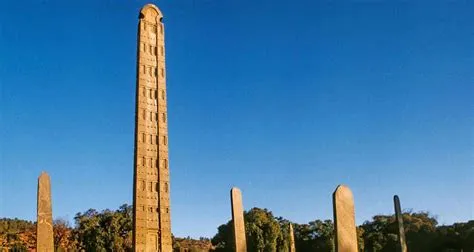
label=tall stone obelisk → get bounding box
[333,184,358,252]
[132,3,172,252]
[37,171,54,252]
[394,195,407,252]
[230,187,247,252]
[289,223,296,252]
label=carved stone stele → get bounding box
[133,3,172,252]
[230,187,247,252]
[37,172,54,252]
[333,184,358,252]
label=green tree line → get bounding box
[211,208,474,252]
[1,205,472,251]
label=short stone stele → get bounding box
[394,195,408,252]
[37,171,54,252]
[230,187,247,252]
[289,223,296,252]
[333,184,358,252]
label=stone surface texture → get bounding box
[132,4,172,252]
[333,185,358,252]
[230,187,247,252]
[394,195,408,252]
[289,223,296,252]
[37,172,54,252]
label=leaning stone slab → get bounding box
[231,187,247,252]
[37,171,54,252]
[333,184,358,252]
[394,195,408,252]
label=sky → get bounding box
[0,0,473,238]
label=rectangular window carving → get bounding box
[142,109,146,120]
[142,157,146,166]
[163,135,167,145]
[149,182,153,192]
[162,113,166,123]
[161,90,165,100]
[161,68,164,77]
[162,159,168,169]
[142,133,146,142]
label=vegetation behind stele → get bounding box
[1,204,473,251]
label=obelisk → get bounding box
[394,195,407,252]
[289,223,296,252]
[333,184,358,252]
[37,171,54,252]
[132,3,172,252]
[230,187,247,252]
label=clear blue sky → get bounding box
[0,0,472,238]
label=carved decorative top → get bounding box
[140,4,163,23]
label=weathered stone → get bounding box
[394,195,407,252]
[132,3,172,252]
[230,187,247,252]
[333,184,358,252]
[37,172,54,252]
[289,223,296,252]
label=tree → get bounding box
[245,208,281,252]
[360,211,440,251]
[292,219,334,252]
[0,218,35,251]
[73,204,133,252]
[211,221,233,252]
[275,217,290,252]
[211,208,282,252]
[54,218,76,251]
